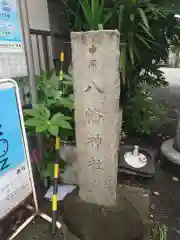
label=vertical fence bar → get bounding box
[36,34,42,73]
[42,35,50,73]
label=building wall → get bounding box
[26,0,53,74]
[26,0,50,31]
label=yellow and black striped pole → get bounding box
[52,136,60,235]
[59,50,64,83]
[52,50,64,235]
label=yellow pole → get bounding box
[59,51,64,81]
[52,136,60,235]
[52,50,64,235]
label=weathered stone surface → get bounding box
[71,30,121,206]
[118,185,150,239]
[161,138,180,165]
[61,187,145,240]
[60,145,78,185]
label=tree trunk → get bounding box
[174,110,180,152]
[71,30,121,206]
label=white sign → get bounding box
[0,0,28,78]
[0,79,32,220]
[0,0,23,53]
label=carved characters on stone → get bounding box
[88,59,97,70]
[89,45,97,54]
[84,80,104,93]
[88,134,102,151]
[86,108,103,124]
[88,157,103,170]
[84,59,104,93]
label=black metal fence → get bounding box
[19,29,71,106]
[30,29,52,73]
[30,29,71,74]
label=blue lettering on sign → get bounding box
[0,125,9,171]
[0,87,26,177]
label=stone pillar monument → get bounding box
[71,30,121,206]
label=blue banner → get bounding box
[0,87,25,177]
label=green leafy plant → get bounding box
[79,0,112,30]
[64,0,171,103]
[116,0,169,100]
[23,70,74,184]
[151,224,168,240]
[24,104,72,137]
[28,70,74,138]
[59,0,178,137]
[37,70,74,110]
[123,85,166,135]
[60,0,113,30]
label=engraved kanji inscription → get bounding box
[88,134,102,151]
[91,179,101,186]
[88,59,97,70]
[89,45,97,54]
[86,108,103,124]
[84,80,104,93]
[88,157,103,170]
[85,59,104,93]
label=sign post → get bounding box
[0,79,62,239]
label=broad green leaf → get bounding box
[51,113,71,125]
[46,99,55,107]
[59,120,72,130]
[138,8,149,29]
[45,90,54,99]
[36,123,48,133]
[23,109,40,118]
[48,124,59,136]
[63,80,73,86]
[37,104,50,120]
[136,33,151,49]
[25,118,39,127]
[58,97,74,110]
[54,91,62,100]
[50,72,59,88]
[63,73,73,81]
[43,107,50,120]
[51,113,64,122]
